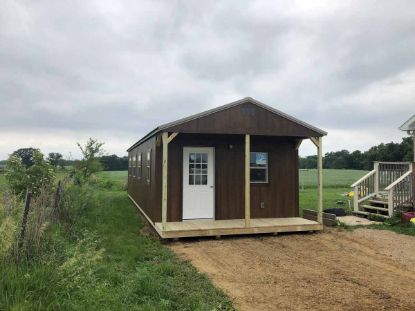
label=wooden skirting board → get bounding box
[303,209,337,226]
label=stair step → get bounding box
[368,199,388,205]
[361,205,388,212]
[353,211,389,219]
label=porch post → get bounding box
[245,134,251,227]
[317,137,323,224]
[162,132,178,230]
[374,162,379,194]
[310,136,323,224]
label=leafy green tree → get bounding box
[74,138,105,180]
[99,155,128,171]
[300,155,317,169]
[300,136,413,170]
[5,150,55,196]
[47,152,63,168]
[11,148,39,167]
[401,136,414,162]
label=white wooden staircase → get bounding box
[351,162,414,219]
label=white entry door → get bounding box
[182,147,215,219]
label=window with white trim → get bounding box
[132,155,137,177]
[146,149,151,184]
[188,152,208,185]
[137,153,142,179]
[250,152,268,183]
[128,156,132,176]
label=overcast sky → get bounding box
[1,0,414,159]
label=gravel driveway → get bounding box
[171,228,415,311]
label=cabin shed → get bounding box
[127,97,327,238]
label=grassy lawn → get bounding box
[299,187,352,213]
[1,168,413,310]
[1,172,234,311]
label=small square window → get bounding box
[189,153,195,163]
[202,153,208,163]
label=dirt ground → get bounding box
[170,228,415,311]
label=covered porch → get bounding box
[157,130,325,238]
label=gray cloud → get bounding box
[1,0,415,158]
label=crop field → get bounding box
[299,169,368,188]
[94,170,367,214]
[99,169,368,189]
[0,169,367,212]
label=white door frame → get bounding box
[182,147,215,220]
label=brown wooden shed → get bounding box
[127,97,327,238]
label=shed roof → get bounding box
[399,114,415,131]
[127,97,327,151]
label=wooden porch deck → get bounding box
[154,217,322,239]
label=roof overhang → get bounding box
[127,97,327,152]
[399,114,415,133]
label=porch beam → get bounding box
[245,134,251,227]
[162,132,178,230]
[310,137,319,148]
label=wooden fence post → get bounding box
[17,190,32,253]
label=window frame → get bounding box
[188,152,209,186]
[146,149,151,184]
[250,152,269,184]
[132,154,137,178]
[128,156,132,176]
[137,152,142,179]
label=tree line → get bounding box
[3,148,128,172]
[300,137,413,170]
[2,136,413,172]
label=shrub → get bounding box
[5,150,55,196]
[73,138,105,183]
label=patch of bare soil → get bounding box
[170,228,415,311]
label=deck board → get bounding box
[154,217,322,238]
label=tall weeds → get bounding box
[0,177,72,263]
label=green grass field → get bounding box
[299,169,368,188]
[89,170,364,214]
[1,171,234,311]
[1,168,412,310]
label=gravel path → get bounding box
[171,228,415,311]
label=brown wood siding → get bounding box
[250,136,299,218]
[166,102,320,138]
[127,135,161,223]
[164,134,299,221]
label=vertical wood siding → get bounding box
[127,136,161,223]
[128,133,300,223]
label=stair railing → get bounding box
[384,167,414,217]
[351,169,376,212]
[377,162,412,190]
